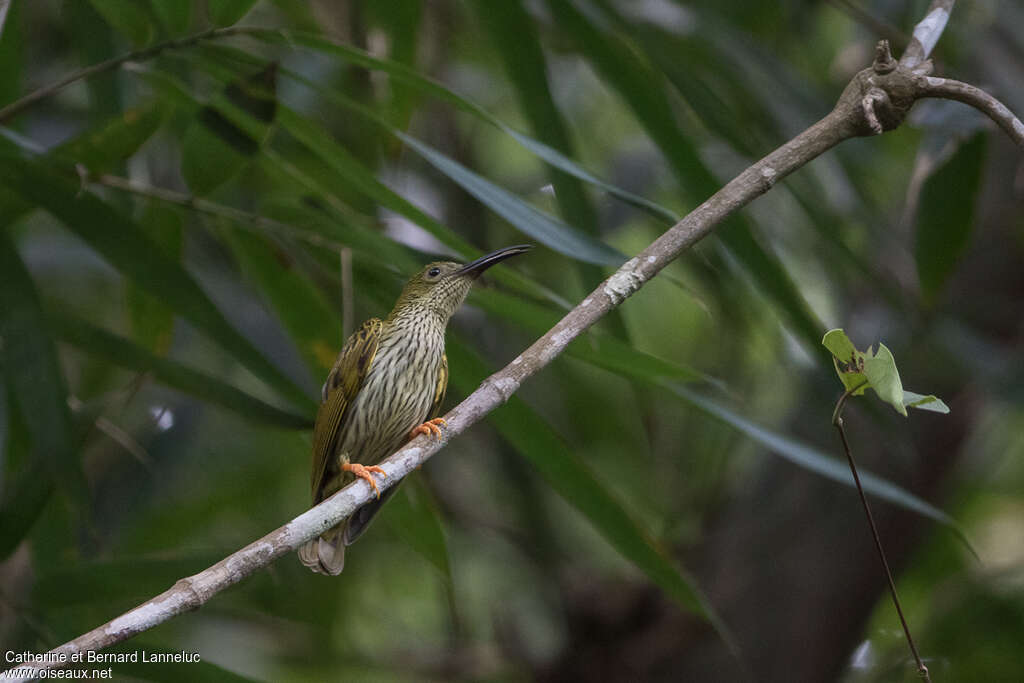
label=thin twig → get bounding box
[920,77,1024,148]
[0,0,11,42]
[832,389,932,683]
[900,0,955,70]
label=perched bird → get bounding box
[299,245,531,574]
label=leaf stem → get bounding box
[832,389,932,682]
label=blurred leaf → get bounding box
[53,103,166,173]
[915,133,986,301]
[672,385,971,551]
[86,0,157,46]
[222,228,340,375]
[35,553,224,606]
[269,104,475,257]
[396,132,623,266]
[0,457,53,560]
[149,0,193,35]
[364,0,422,127]
[381,476,452,582]
[546,0,823,352]
[471,289,709,385]
[206,0,257,27]
[180,118,251,196]
[248,31,678,223]
[0,403,55,559]
[447,339,729,637]
[181,63,277,196]
[50,310,312,430]
[474,0,599,236]
[0,228,87,507]
[125,203,182,355]
[0,0,23,107]
[0,153,314,413]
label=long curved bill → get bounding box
[454,244,532,277]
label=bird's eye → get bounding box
[428,267,441,278]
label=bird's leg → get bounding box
[409,417,447,440]
[342,462,387,498]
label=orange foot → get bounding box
[342,462,387,498]
[409,417,447,440]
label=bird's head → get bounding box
[390,245,531,323]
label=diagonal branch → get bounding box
[920,77,1024,147]
[0,0,11,42]
[900,0,955,70]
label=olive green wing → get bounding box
[309,318,382,503]
[429,353,448,419]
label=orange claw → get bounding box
[409,417,447,440]
[342,462,387,498]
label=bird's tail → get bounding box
[298,526,346,575]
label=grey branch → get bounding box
[6,0,1022,679]
[900,0,955,70]
[920,77,1024,147]
[0,0,10,42]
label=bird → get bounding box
[299,244,531,574]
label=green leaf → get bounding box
[221,228,341,376]
[181,63,278,196]
[247,31,678,223]
[545,0,824,352]
[50,311,312,430]
[823,328,950,417]
[52,103,167,174]
[381,476,452,582]
[0,228,88,507]
[470,288,709,386]
[149,0,193,34]
[0,459,55,560]
[207,0,257,27]
[0,153,314,413]
[861,342,906,416]
[915,133,987,301]
[473,0,599,235]
[903,391,950,414]
[396,132,624,266]
[124,203,182,355]
[86,0,157,46]
[447,339,732,642]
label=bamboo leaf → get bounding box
[671,384,971,552]
[0,153,314,413]
[447,339,731,641]
[0,228,87,507]
[50,311,312,430]
[915,133,986,301]
[396,131,624,267]
[207,0,257,27]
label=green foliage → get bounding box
[0,3,1017,681]
[914,133,987,301]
